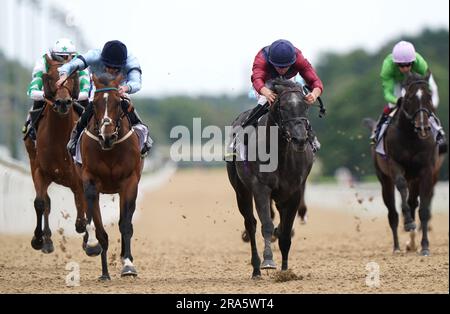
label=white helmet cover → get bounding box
[51,38,77,55]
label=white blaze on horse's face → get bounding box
[401,88,406,97]
[100,93,111,136]
[416,88,423,101]
[290,93,302,104]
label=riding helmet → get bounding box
[268,39,297,68]
[101,40,128,68]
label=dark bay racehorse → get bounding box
[79,73,143,280]
[227,79,315,278]
[24,54,87,253]
[367,72,445,256]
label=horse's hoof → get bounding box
[121,266,138,277]
[41,242,54,254]
[261,260,277,270]
[98,274,111,281]
[31,236,43,250]
[420,249,430,257]
[75,218,87,234]
[393,249,402,255]
[404,222,416,232]
[252,274,262,280]
[85,244,102,257]
[300,215,308,225]
[241,230,250,243]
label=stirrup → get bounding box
[140,142,152,158]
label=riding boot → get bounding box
[241,103,269,128]
[370,113,389,145]
[436,129,448,154]
[430,114,448,154]
[67,102,94,157]
[22,100,45,137]
[123,104,153,157]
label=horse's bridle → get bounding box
[85,87,135,146]
[401,79,433,134]
[44,62,77,109]
[269,87,311,143]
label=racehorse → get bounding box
[366,72,445,256]
[79,73,143,280]
[227,78,315,278]
[24,54,87,254]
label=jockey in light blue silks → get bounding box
[57,40,153,158]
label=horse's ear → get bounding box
[45,53,52,65]
[424,70,431,81]
[42,73,52,97]
[113,73,124,87]
[92,74,100,88]
[396,97,403,109]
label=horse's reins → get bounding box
[84,87,135,146]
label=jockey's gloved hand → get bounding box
[118,85,130,96]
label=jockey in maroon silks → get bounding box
[242,39,324,152]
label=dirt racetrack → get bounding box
[0,169,448,294]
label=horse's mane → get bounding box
[270,78,300,89]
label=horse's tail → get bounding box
[362,118,376,133]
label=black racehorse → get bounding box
[226,78,316,278]
[365,72,445,256]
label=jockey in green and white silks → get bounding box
[27,39,90,102]
[23,38,91,138]
[371,40,446,151]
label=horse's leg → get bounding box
[278,193,301,271]
[227,162,261,278]
[72,184,87,234]
[92,203,110,280]
[377,169,400,253]
[406,181,419,252]
[253,185,276,270]
[41,193,54,254]
[31,169,53,253]
[238,183,260,278]
[82,180,102,257]
[391,162,415,231]
[119,178,139,277]
[418,169,434,256]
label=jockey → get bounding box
[371,40,446,150]
[244,39,324,152]
[23,38,90,139]
[57,40,153,158]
